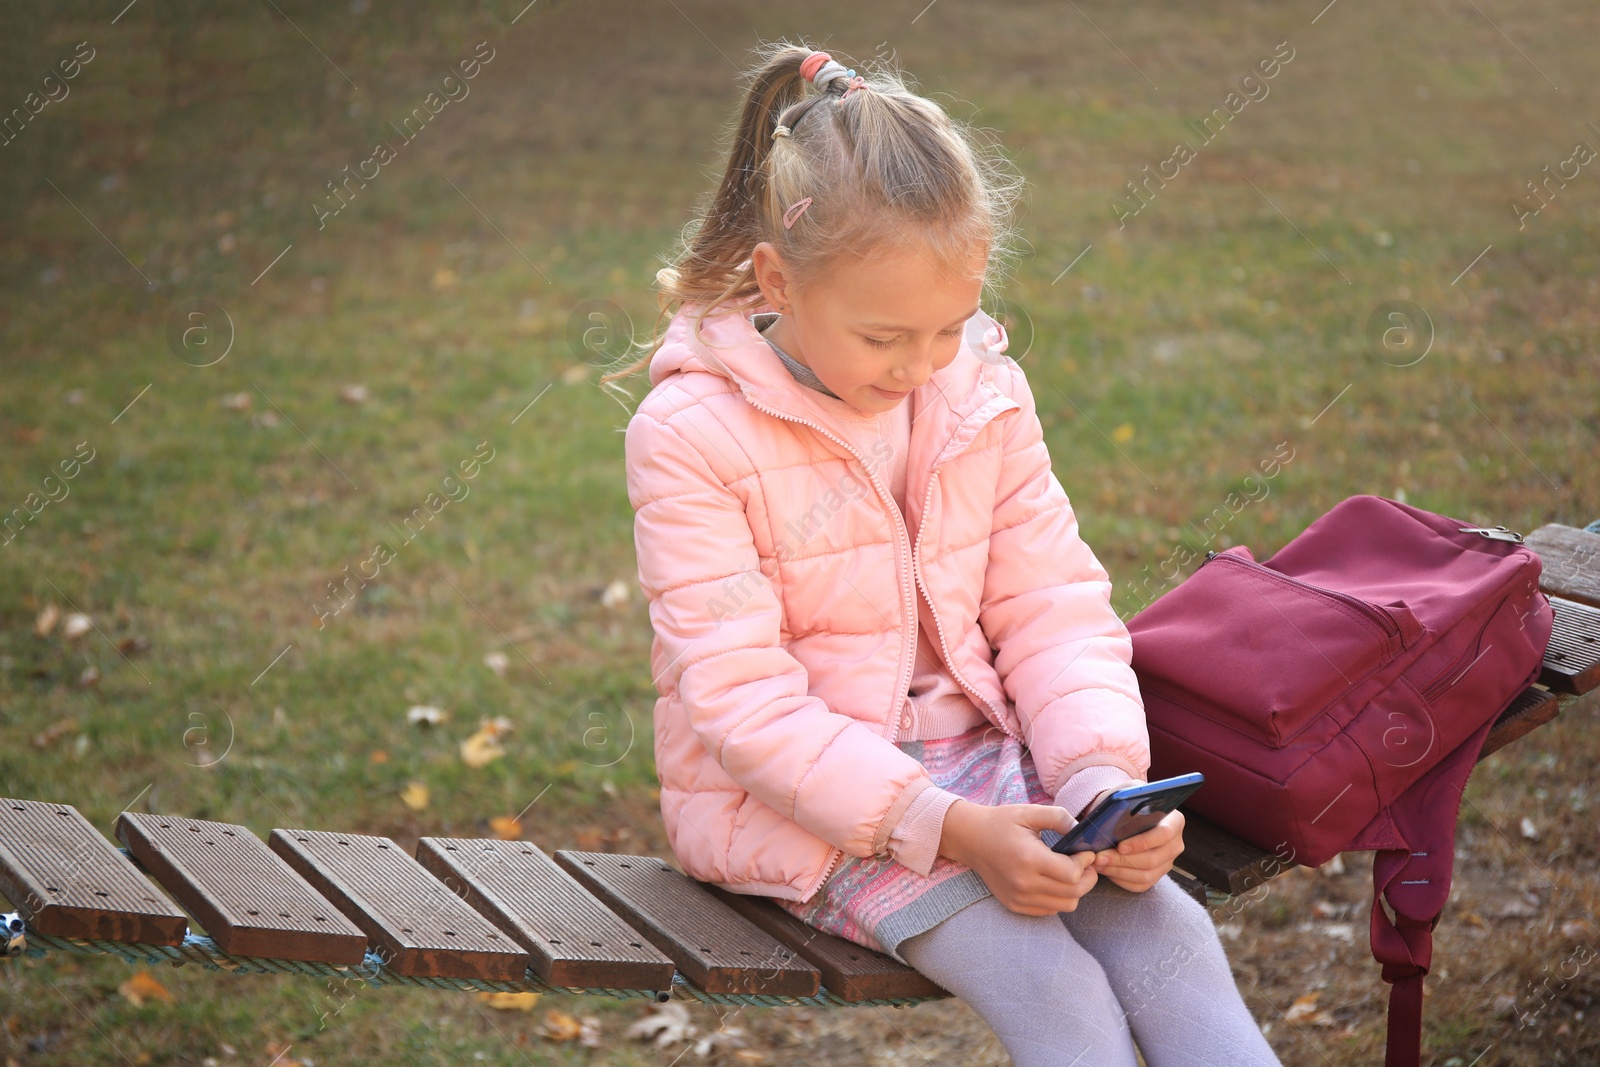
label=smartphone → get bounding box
[1047,773,1204,855]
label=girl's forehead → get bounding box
[814,245,986,319]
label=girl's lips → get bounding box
[874,386,911,399]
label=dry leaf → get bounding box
[400,781,430,811]
[478,991,540,1011]
[61,613,93,639]
[1283,993,1335,1026]
[600,579,630,610]
[407,705,448,727]
[626,1002,697,1047]
[31,718,78,749]
[483,651,509,678]
[35,603,60,637]
[561,363,590,385]
[1111,423,1135,443]
[220,392,252,411]
[481,715,514,740]
[489,815,523,840]
[540,1008,584,1041]
[1520,817,1539,840]
[118,969,174,1007]
[337,384,369,405]
[432,267,457,290]
[460,729,506,768]
[369,749,389,764]
[76,665,100,688]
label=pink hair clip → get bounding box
[782,196,813,229]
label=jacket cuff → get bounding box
[886,786,964,877]
[871,776,935,855]
[1053,766,1144,820]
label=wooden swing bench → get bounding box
[3,524,1597,1010]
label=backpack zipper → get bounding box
[1204,549,1403,645]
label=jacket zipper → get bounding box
[910,467,1019,743]
[738,389,1017,890]
[737,394,920,891]
[1204,549,1402,645]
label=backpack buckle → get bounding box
[1457,525,1524,543]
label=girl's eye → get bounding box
[865,327,962,350]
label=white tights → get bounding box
[898,876,1283,1066]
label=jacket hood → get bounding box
[646,297,1011,436]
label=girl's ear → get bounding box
[750,241,794,309]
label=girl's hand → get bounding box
[937,800,1099,915]
[1090,809,1185,892]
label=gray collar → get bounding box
[751,312,842,400]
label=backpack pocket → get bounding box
[1131,548,1415,748]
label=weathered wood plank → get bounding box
[1527,523,1600,609]
[416,837,674,991]
[116,812,366,963]
[699,883,948,1002]
[0,798,188,944]
[268,828,528,980]
[554,851,819,997]
[1480,686,1561,758]
[1538,596,1600,695]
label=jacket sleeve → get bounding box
[627,404,936,860]
[977,360,1151,797]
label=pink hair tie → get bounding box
[782,196,813,229]
[799,52,831,83]
[841,75,866,100]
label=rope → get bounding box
[6,922,947,1009]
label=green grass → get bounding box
[2,1,1597,1064]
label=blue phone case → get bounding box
[1046,773,1205,855]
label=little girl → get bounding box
[602,41,1283,1067]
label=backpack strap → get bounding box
[1354,713,1499,1067]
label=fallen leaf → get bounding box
[35,603,60,637]
[118,969,174,1007]
[478,991,539,1011]
[432,267,457,290]
[601,579,630,610]
[399,781,429,811]
[626,1003,697,1047]
[1111,423,1135,443]
[337,384,369,405]
[407,705,448,727]
[561,363,590,385]
[489,815,522,840]
[1283,993,1335,1026]
[76,665,100,688]
[481,715,514,740]
[539,1008,584,1041]
[483,651,509,678]
[220,392,252,411]
[61,613,93,639]
[31,718,78,749]
[116,635,151,656]
[460,729,506,768]
[369,749,389,764]
[1520,817,1539,840]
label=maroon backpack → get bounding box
[1128,494,1553,1067]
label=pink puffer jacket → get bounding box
[624,299,1150,902]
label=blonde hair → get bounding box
[598,39,1027,397]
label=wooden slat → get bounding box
[553,851,819,996]
[1480,686,1561,758]
[1527,523,1600,608]
[0,798,188,944]
[1538,596,1600,695]
[1176,816,1298,897]
[698,882,948,1002]
[268,828,529,980]
[416,837,674,992]
[116,813,366,963]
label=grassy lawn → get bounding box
[1,1,1595,1063]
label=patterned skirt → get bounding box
[776,722,1063,965]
